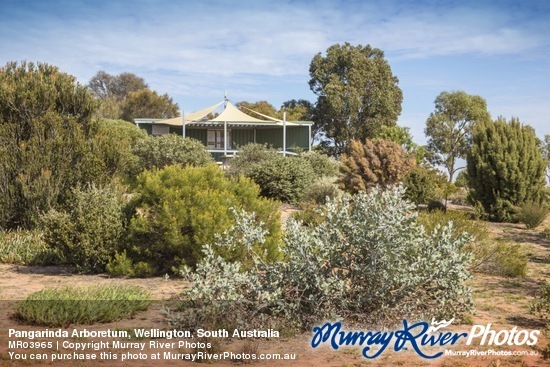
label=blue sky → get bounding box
[1,0,549,144]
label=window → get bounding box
[207,129,231,149]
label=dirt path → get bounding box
[0,264,188,301]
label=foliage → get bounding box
[418,210,527,277]
[530,282,550,359]
[40,185,125,273]
[454,170,469,188]
[133,134,212,173]
[291,201,326,227]
[425,91,491,182]
[0,229,61,265]
[127,164,281,274]
[303,177,342,205]
[467,117,547,222]
[427,200,445,212]
[236,100,278,119]
[541,228,550,241]
[226,144,279,177]
[299,151,340,179]
[88,71,148,102]
[518,202,549,229]
[377,125,426,164]
[402,165,448,205]
[94,119,148,179]
[309,42,403,155]
[15,285,150,327]
[0,61,114,229]
[120,89,179,122]
[339,139,416,193]
[246,156,315,204]
[280,99,314,121]
[544,135,550,183]
[174,188,473,329]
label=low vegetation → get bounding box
[171,187,473,331]
[15,285,151,327]
[0,229,61,265]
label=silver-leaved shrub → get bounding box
[177,187,473,329]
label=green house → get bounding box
[134,100,314,162]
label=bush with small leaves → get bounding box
[40,185,124,273]
[299,151,339,179]
[419,210,527,277]
[127,164,281,274]
[518,202,549,229]
[132,134,212,174]
[173,187,473,330]
[403,165,447,205]
[246,156,315,204]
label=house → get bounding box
[134,99,314,162]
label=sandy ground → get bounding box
[0,218,549,366]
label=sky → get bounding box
[1,0,549,144]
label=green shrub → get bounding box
[127,164,281,274]
[226,144,279,177]
[40,185,124,273]
[132,135,212,174]
[299,151,339,179]
[467,117,547,222]
[418,210,528,277]
[518,202,549,229]
[106,251,135,277]
[291,202,326,227]
[15,285,150,327]
[246,156,315,204]
[175,187,473,329]
[94,119,147,179]
[303,177,341,205]
[541,228,550,240]
[403,165,447,205]
[0,229,61,265]
[0,62,115,229]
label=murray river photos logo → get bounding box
[311,318,540,359]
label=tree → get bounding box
[377,125,426,164]
[338,139,416,193]
[88,71,148,102]
[425,91,491,182]
[0,61,110,228]
[543,134,550,183]
[280,99,314,121]
[467,117,546,222]
[119,89,179,121]
[236,100,278,119]
[309,42,403,156]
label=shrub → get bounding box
[299,151,339,179]
[0,61,114,229]
[403,165,447,205]
[127,164,281,274]
[518,202,549,229]
[132,134,212,173]
[174,187,473,329]
[226,144,279,178]
[40,185,124,273]
[541,228,550,240]
[418,210,528,277]
[15,285,150,327]
[339,139,416,193]
[467,117,547,222]
[302,177,342,205]
[0,229,61,265]
[94,119,147,179]
[246,156,315,204]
